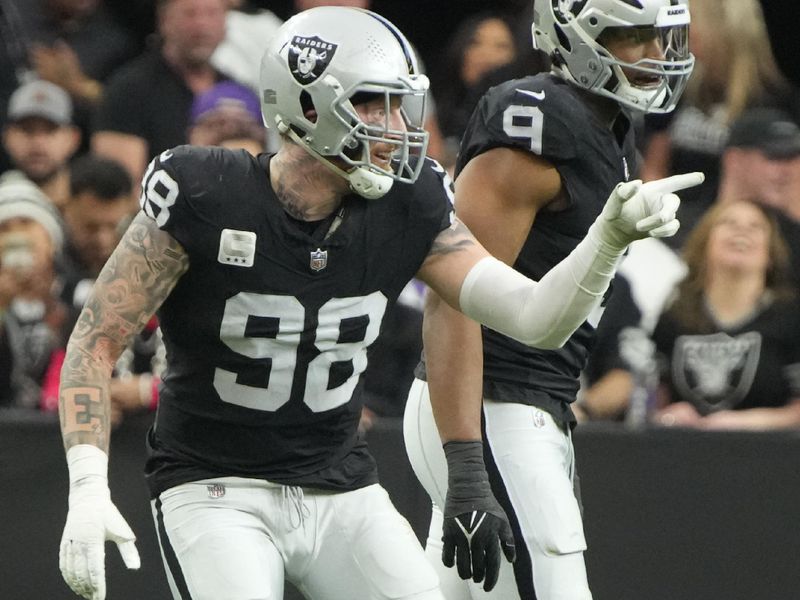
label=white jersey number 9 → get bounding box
[502,104,544,155]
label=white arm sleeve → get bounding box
[458,222,624,349]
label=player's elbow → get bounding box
[523,335,569,350]
[512,325,570,350]
[536,335,570,350]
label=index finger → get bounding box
[644,172,705,194]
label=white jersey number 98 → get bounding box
[213,292,387,413]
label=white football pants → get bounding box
[403,378,592,600]
[151,477,444,600]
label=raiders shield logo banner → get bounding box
[288,36,338,84]
[672,331,761,412]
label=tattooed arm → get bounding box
[58,213,188,600]
[59,212,189,452]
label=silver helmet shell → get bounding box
[533,0,695,113]
[260,7,430,198]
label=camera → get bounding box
[0,232,35,272]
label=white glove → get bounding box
[60,445,140,600]
[596,172,705,250]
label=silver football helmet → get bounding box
[533,0,695,113]
[260,7,430,199]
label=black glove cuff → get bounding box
[443,440,494,517]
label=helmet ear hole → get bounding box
[299,90,317,122]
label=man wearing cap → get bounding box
[718,107,800,211]
[718,107,800,286]
[2,79,81,209]
[187,80,267,155]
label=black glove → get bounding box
[442,440,516,592]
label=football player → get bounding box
[57,6,699,600]
[403,1,697,599]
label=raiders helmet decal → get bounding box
[288,35,338,84]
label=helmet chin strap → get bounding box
[284,127,394,200]
[347,167,394,200]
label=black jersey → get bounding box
[653,298,800,414]
[458,73,638,423]
[139,146,453,497]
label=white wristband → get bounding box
[66,445,108,486]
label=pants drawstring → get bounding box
[282,485,310,531]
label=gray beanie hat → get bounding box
[0,171,65,251]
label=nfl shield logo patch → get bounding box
[310,248,328,271]
[207,483,226,499]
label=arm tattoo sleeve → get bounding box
[59,212,189,452]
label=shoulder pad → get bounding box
[139,145,251,237]
[384,157,454,231]
[460,74,579,165]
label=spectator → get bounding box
[0,1,28,174]
[582,200,800,429]
[717,107,800,290]
[106,315,164,427]
[431,13,518,167]
[91,0,228,186]
[60,154,134,313]
[717,108,800,211]
[1,79,80,209]
[0,0,140,167]
[651,200,800,430]
[10,0,140,105]
[21,0,141,158]
[639,0,800,248]
[578,245,686,424]
[0,172,68,410]
[188,79,266,155]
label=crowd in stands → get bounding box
[0,0,798,433]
